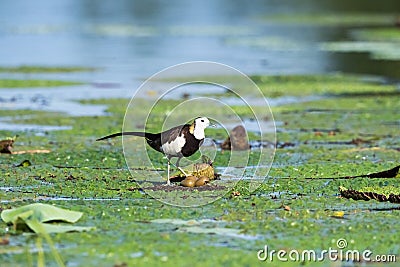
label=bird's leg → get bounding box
[166,157,171,185]
[175,157,188,177]
[175,157,181,167]
[177,167,188,177]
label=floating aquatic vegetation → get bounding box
[263,13,396,27]
[340,186,400,204]
[150,218,255,239]
[86,24,157,37]
[321,27,400,61]
[0,65,97,73]
[341,165,400,179]
[225,36,306,51]
[339,165,400,203]
[351,28,400,42]
[0,74,399,266]
[1,203,94,234]
[0,79,84,88]
[320,41,400,60]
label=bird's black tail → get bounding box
[96,132,146,141]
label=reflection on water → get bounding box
[0,86,130,116]
[0,121,72,133]
[1,0,399,80]
[0,0,399,132]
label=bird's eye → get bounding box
[201,119,204,122]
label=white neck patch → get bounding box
[193,126,205,140]
[192,117,209,140]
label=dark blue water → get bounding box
[1,0,400,82]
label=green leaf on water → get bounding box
[150,218,222,225]
[1,203,94,234]
[151,219,254,239]
[1,203,83,223]
[15,159,32,167]
[176,226,242,236]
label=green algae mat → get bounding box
[0,73,399,266]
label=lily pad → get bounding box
[339,186,400,204]
[14,159,32,167]
[341,165,400,179]
[150,218,222,226]
[176,226,242,236]
[150,218,255,239]
[1,203,94,234]
[150,218,201,226]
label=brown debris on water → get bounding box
[0,139,14,154]
[12,149,51,154]
[1,135,50,154]
[220,125,250,151]
[350,138,370,145]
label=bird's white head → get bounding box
[191,117,210,140]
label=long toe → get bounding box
[178,167,188,177]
